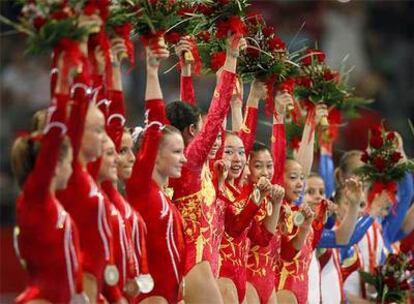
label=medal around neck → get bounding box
[266,201,273,216]
[137,274,155,294]
[293,211,305,226]
[252,188,261,205]
[104,264,119,286]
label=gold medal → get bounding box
[266,201,273,216]
[251,188,261,205]
[124,278,139,297]
[293,211,305,226]
[104,264,119,286]
[137,274,155,294]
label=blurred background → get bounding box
[1,0,413,299]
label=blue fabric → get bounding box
[319,153,336,199]
[317,215,373,248]
[380,173,413,247]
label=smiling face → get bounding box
[117,131,136,181]
[98,136,119,183]
[223,133,246,181]
[304,175,325,210]
[155,131,187,178]
[249,149,274,184]
[283,159,305,202]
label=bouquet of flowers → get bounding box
[237,15,297,115]
[360,252,414,304]
[293,48,371,146]
[133,0,203,46]
[196,0,249,40]
[105,0,139,64]
[356,124,414,206]
[1,0,92,55]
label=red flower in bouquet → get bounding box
[246,46,260,58]
[390,152,402,163]
[295,76,313,88]
[196,4,214,16]
[268,36,285,50]
[216,16,247,39]
[373,156,386,171]
[165,31,180,44]
[177,7,193,16]
[262,25,274,37]
[219,0,230,4]
[246,12,264,25]
[33,16,46,30]
[228,15,247,37]
[302,55,312,66]
[383,276,398,289]
[317,51,326,62]
[197,31,211,43]
[211,51,226,71]
[323,70,337,81]
[370,124,382,137]
[370,135,384,149]
[361,150,370,163]
[51,10,71,20]
[386,131,396,142]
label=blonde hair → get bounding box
[11,133,71,188]
[31,109,48,132]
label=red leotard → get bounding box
[169,71,236,274]
[246,120,295,304]
[15,94,83,303]
[126,99,186,303]
[219,182,273,303]
[57,75,115,293]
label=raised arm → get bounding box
[319,145,336,198]
[238,80,266,155]
[295,104,328,176]
[176,37,197,105]
[106,38,127,151]
[126,45,169,196]
[24,58,70,199]
[382,172,414,242]
[184,37,240,171]
[317,215,373,248]
[271,90,293,185]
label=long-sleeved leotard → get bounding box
[126,98,185,303]
[169,70,236,274]
[381,172,413,244]
[15,94,83,303]
[247,119,298,304]
[219,182,273,303]
[102,181,152,299]
[180,75,196,105]
[56,74,116,294]
[318,149,336,199]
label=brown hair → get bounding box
[11,133,71,188]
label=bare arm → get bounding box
[295,104,328,176]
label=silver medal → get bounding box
[104,264,119,286]
[137,274,154,294]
